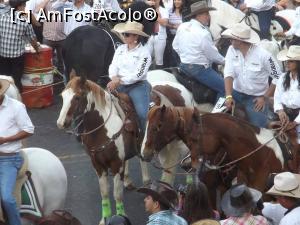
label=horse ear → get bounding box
[69,68,77,80]
[192,107,201,124]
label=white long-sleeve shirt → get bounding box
[224,45,282,96]
[0,95,34,153]
[274,73,300,123]
[172,19,224,67]
[109,43,151,85]
[285,7,300,37]
[244,0,275,11]
[93,0,123,13]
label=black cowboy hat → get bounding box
[137,180,178,209]
[9,0,28,8]
[221,184,262,217]
[185,1,216,18]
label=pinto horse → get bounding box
[56,75,199,225]
[0,147,68,225]
[142,106,299,194]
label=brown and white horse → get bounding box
[142,106,299,193]
[56,76,199,224]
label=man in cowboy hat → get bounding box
[266,172,300,224]
[0,79,34,225]
[0,0,39,92]
[220,184,269,225]
[137,180,187,225]
[173,1,225,98]
[222,23,282,128]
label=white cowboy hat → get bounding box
[221,23,260,44]
[112,21,149,38]
[0,79,10,96]
[277,45,300,61]
[191,219,221,225]
[186,1,216,18]
[267,172,300,199]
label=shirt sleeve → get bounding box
[200,33,224,65]
[172,25,181,54]
[111,0,123,12]
[273,76,284,112]
[263,53,282,85]
[108,47,120,78]
[15,103,35,134]
[160,7,169,19]
[121,49,152,85]
[224,46,236,78]
[25,24,36,41]
[244,0,264,8]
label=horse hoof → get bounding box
[125,183,136,190]
[99,218,105,225]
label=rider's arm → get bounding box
[200,33,225,65]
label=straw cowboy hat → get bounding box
[191,219,221,225]
[221,184,262,217]
[221,23,260,44]
[186,1,216,18]
[267,172,300,198]
[277,45,300,61]
[0,79,10,96]
[112,21,149,38]
[137,180,178,209]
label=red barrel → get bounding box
[21,45,54,108]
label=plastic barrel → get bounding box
[21,45,54,108]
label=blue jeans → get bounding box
[0,153,23,225]
[117,80,151,133]
[180,63,225,98]
[253,7,275,40]
[233,90,269,128]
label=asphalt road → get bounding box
[26,94,187,225]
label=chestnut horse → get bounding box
[142,106,299,194]
[56,76,197,225]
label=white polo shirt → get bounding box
[244,0,275,11]
[63,2,92,36]
[109,43,151,85]
[224,45,282,96]
[173,19,224,67]
[274,73,300,123]
[0,95,34,153]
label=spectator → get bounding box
[173,1,225,98]
[240,0,276,40]
[137,180,188,225]
[179,181,217,224]
[222,23,282,128]
[220,184,269,225]
[0,79,35,225]
[0,0,40,92]
[266,172,300,225]
[0,0,10,13]
[105,215,132,225]
[192,219,221,225]
[25,0,44,42]
[146,0,169,69]
[163,0,173,12]
[63,0,92,36]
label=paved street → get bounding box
[26,95,186,225]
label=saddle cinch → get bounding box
[0,151,29,223]
[166,67,217,104]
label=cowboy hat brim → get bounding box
[113,23,149,38]
[0,79,10,96]
[221,28,260,44]
[277,49,300,61]
[137,187,174,209]
[185,6,216,18]
[221,187,262,217]
[191,219,221,225]
[266,174,300,198]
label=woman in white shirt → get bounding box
[107,21,152,133]
[274,45,300,144]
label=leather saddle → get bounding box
[168,67,217,104]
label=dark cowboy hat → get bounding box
[9,0,28,8]
[137,180,178,209]
[221,184,262,217]
[105,215,132,225]
[0,79,10,96]
[186,1,216,18]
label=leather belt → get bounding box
[0,152,17,156]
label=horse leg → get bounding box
[123,160,135,190]
[98,172,111,225]
[113,173,125,216]
[139,159,151,185]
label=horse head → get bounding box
[141,105,183,162]
[57,76,91,129]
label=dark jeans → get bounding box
[253,7,275,40]
[0,55,25,92]
[43,38,65,74]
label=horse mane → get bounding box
[201,112,261,134]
